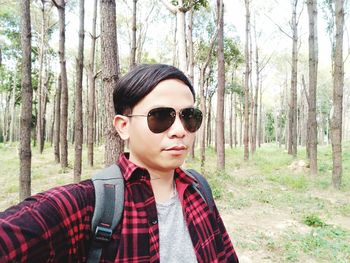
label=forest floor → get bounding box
[0,142,349,262]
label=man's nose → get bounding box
[167,115,186,138]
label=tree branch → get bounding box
[266,14,292,39]
[160,0,177,14]
[51,0,60,8]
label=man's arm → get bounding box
[213,205,239,263]
[0,180,95,262]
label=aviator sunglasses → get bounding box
[127,107,203,134]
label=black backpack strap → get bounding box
[185,169,215,213]
[87,164,124,263]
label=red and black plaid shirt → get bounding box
[0,154,239,262]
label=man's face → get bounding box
[126,79,196,174]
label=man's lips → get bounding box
[163,145,188,151]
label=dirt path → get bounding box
[217,166,350,263]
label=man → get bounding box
[0,64,239,262]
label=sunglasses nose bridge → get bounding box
[167,111,187,135]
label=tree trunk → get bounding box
[234,92,237,147]
[244,0,250,161]
[216,0,225,170]
[199,68,207,170]
[54,75,61,163]
[188,7,195,159]
[3,91,11,142]
[74,0,85,183]
[53,0,69,168]
[130,0,137,69]
[19,0,32,200]
[87,0,98,167]
[252,27,259,153]
[101,0,124,166]
[258,78,263,147]
[229,91,233,148]
[331,0,344,189]
[288,0,298,157]
[10,73,16,142]
[36,1,46,154]
[161,0,188,72]
[307,0,318,175]
[207,95,213,147]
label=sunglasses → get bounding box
[127,107,203,133]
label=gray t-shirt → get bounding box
[156,190,197,263]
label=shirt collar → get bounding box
[117,153,197,185]
[117,153,145,181]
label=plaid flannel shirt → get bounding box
[0,153,239,262]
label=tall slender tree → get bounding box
[54,75,61,163]
[243,0,251,161]
[100,0,124,166]
[87,0,98,166]
[19,0,33,200]
[216,0,225,169]
[74,0,84,182]
[130,0,137,69]
[331,0,344,189]
[307,0,318,175]
[52,0,68,168]
[288,0,299,157]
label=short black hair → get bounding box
[113,64,195,115]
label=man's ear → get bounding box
[113,114,130,140]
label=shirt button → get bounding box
[151,220,158,225]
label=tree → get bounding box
[288,0,300,157]
[87,0,98,166]
[52,0,68,168]
[331,0,344,189]
[216,0,225,169]
[100,0,124,166]
[243,0,251,161]
[161,0,208,73]
[307,0,318,175]
[74,0,84,182]
[53,75,61,163]
[36,0,50,154]
[130,0,137,69]
[19,0,33,200]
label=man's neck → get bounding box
[149,170,175,204]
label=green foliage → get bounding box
[303,214,326,227]
[171,0,209,10]
[265,110,275,142]
[224,38,244,68]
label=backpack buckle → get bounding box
[94,225,113,242]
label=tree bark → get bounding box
[19,0,32,200]
[307,0,318,175]
[101,0,124,166]
[188,6,195,159]
[53,0,69,168]
[252,27,259,153]
[87,0,98,167]
[234,92,237,147]
[331,0,344,189]
[10,73,16,142]
[36,1,47,154]
[130,0,137,69]
[216,0,225,170]
[161,0,193,73]
[288,0,299,157]
[54,75,61,163]
[74,0,85,183]
[244,0,250,161]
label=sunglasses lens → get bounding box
[147,107,176,133]
[180,108,203,133]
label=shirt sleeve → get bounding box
[0,180,95,262]
[213,204,239,263]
